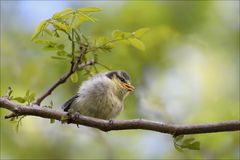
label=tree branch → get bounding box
[1,98,239,136]
[34,58,95,105]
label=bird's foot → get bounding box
[72,112,81,128]
[62,112,81,128]
[108,119,114,125]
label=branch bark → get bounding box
[1,97,239,136]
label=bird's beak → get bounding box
[122,82,135,91]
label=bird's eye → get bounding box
[119,77,126,82]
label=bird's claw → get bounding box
[108,119,114,125]
[72,112,81,120]
[63,112,81,126]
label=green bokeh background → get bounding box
[1,1,239,159]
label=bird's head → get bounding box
[106,70,134,99]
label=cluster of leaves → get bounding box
[32,7,149,73]
[8,88,36,105]
[92,27,149,53]
[173,135,200,152]
[32,8,101,40]
[32,8,101,61]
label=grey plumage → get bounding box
[61,70,134,120]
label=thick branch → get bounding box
[1,98,239,136]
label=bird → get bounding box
[61,70,134,120]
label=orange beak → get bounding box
[122,83,135,91]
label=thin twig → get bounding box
[34,58,94,105]
[1,98,239,136]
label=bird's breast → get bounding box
[72,77,123,119]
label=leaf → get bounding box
[50,100,53,108]
[57,44,65,50]
[61,115,68,121]
[95,37,107,46]
[51,56,67,60]
[52,8,73,19]
[44,46,57,51]
[54,30,60,37]
[187,141,200,150]
[76,13,96,22]
[44,29,53,36]
[13,97,26,103]
[71,72,79,83]
[134,28,150,38]
[70,15,82,29]
[174,143,183,152]
[77,8,101,13]
[25,90,30,98]
[33,39,55,45]
[56,50,67,56]
[52,21,70,32]
[182,138,195,146]
[50,119,55,123]
[175,135,184,142]
[129,38,145,51]
[32,19,48,40]
[112,30,123,39]
[28,92,36,103]
[9,89,13,97]
[104,42,114,49]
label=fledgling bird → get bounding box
[62,70,134,120]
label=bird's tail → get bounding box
[61,95,78,111]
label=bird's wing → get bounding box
[61,95,79,111]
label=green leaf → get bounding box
[70,15,82,29]
[129,38,145,51]
[174,143,183,152]
[175,135,184,142]
[56,50,67,56]
[104,42,114,49]
[28,92,36,103]
[54,30,60,37]
[52,8,73,19]
[112,30,132,40]
[95,37,107,46]
[13,97,26,103]
[77,8,101,13]
[51,56,67,60]
[50,119,55,123]
[134,28,150,38]
[44,29,53,36]
[71,72,79,83]
[33,39,55,45]
[61,115,68,121]
[9,89,13,97]
[57,44,65,50]
[25,90,30,98]
[52,21,70,32]
[49,100,53,107]
[112,30,123,39]
[182,138,195,146]
[76,13,96,22]
[32,19,48,40]
[44,46,57,51]
[187,141,200,150]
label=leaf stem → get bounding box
[71,29,75,64]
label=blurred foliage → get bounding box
[1,1,239,159]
